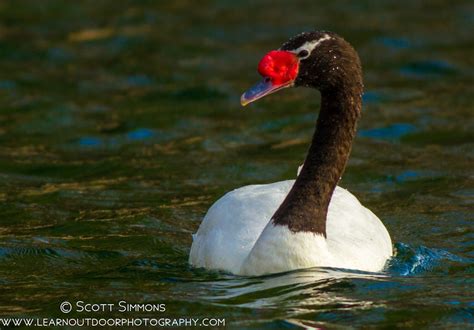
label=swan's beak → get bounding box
[240,79,293,106]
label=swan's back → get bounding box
[189,180,392,275]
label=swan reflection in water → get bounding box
[202,267,386,310]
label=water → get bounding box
[0,0,473,328]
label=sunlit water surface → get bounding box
[0,1,472,328]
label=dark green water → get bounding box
[0,1,473,328]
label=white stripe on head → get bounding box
[287,34,333,59]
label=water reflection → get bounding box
[399,60,457,78]
[358,123,416,140]
[376,37,411,50]
[201,267,384,314]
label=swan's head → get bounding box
[241,31,362,106]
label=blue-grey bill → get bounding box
[240,79,293,106]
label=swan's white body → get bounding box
[189,179,392,276]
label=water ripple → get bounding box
[388,242,469,276]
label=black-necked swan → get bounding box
[189,31,392,276]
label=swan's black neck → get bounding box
[272,86,362,236]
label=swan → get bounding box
[189,31,392,276]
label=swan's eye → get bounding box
[298,50,309,58]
